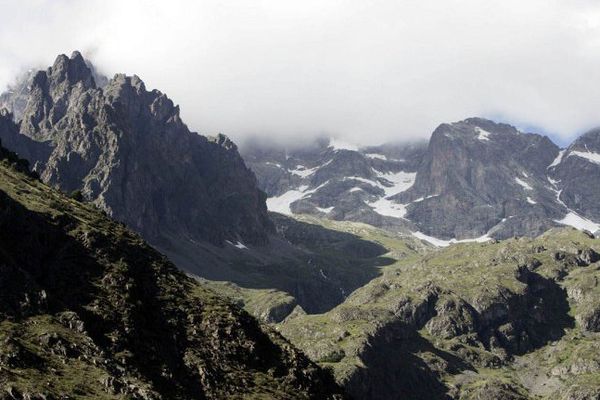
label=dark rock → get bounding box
[0,52,273,249]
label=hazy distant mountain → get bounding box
[242,118,600,243]
[241,136,428,232]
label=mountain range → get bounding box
[242,118,600,244]
[1,52,600,399]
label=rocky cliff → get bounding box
[0,51,272,248]
[550,128,600,222]
[0,141,344,399]
[394,118,564,239]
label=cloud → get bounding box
[1,0,600,145]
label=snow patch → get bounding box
[290,165,319,178]
[555,212,600,233]
[266,182,330,214]
[413,195,438,203]
[515,177,533,191]
[375,171,417,196]
[527,197,537,205]
[344,176,377,185]
[366,171,417,219]
[548,150,566,168]
[266,186,309,214]
[226,240,248,250]
[569,150,600,166]
[316,206,334,214]
[412,231,491,247]
[475,127,492,141]
[329,137,359,152]
[365,153,387,160]
[349,187,363,193]
[369,198,409,218]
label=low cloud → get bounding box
[2,0,600,145]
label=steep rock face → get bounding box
[0,52,272,246]
[393,118,563,239]
[551,128,600,221]
[0,146,344,399]
[0,54,108,121]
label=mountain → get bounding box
[393,118,563,239]
[276,220,600,400]
[241,136,427,232]
[0,52,392,322]
[0,141,345,399]
[242,118,600,243]
[0,51,272,248]
[550,127,600,223]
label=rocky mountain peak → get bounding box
[104,72,183,129]
[209,133,238,150]
[0,52,111,123]
[48,51,96,89]
[0,51,273,249]
[570,127,600,151]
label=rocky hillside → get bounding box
[0,51,272,248]
[276,221,600,399]
[0,141,345,399]
[243,118,600,243]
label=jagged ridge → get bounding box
[0,51,273,248]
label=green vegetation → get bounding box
[0,150,344,399]
[275,219,600,399]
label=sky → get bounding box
[1,0,600,146]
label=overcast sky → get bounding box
[1,0,600,145]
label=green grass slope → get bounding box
[0,143,345,400]
[277,220,600,399]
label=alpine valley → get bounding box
[1,52,600,400]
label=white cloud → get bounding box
[1,0,600,145]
